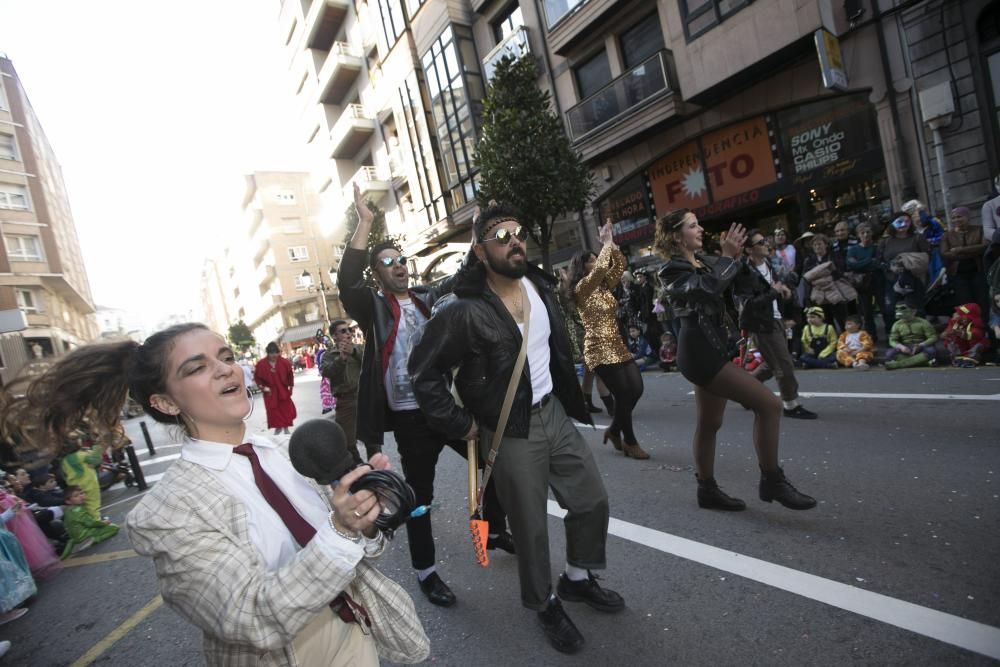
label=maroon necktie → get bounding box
[233,443,369,628]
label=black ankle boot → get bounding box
[599,393,615,416]
[759,467,817,510]
[584,396,602,414]
[696,475,746,511]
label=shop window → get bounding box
[574,49,612,100]
[679,0,751,41]
[493,4,524,43]
[620,13,664,69]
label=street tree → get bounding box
[475,56,593,271]
[227,321,255,352]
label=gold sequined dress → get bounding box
[575,244,634,371]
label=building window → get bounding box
[542,0,584,29]
[15,289,39,313]
[377,0,406,48]
[288,245,309,262]
[492,4,524,43]
[0,84,6,110]
[0,133,16,161]
[620,13,665,69]
[0,184,30,210]
[4,235,43,261]
[575,49,612,99]
[274,189,297,205]
[397,74,447,225]
[679,0,751,40]
[281,218,304,234]
[421,26,485,209]
[294,273,309,290]
[404,0,424,21]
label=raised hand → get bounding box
[721,223,747,258]
[599,218,615,246]
[353,182,373,225]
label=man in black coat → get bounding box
[409,203,622,655]
[336,185,512,608]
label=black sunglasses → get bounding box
[749,238,768,247]
[378,255,407,267]
[334,328,350,335]
[483,225,528,245]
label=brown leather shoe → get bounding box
[622,442,650,460]
[602,428,623,451]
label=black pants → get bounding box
[389,409,506,570]
[594,360,644,444]
[32,509,68,549]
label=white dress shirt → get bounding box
[518,278,553,404]
[180,433,361,572]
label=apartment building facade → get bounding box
[0,56,98,365]
[199,171,344,352]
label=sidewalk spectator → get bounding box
[658,332,677,371]
[626,324,656,371]
[60,428,108,521]
[830,221,858,271]
[772,228,796,281]
[885,304,940,370]
[941,303,990,367]
[846,222,880,338]
[836,315,875,369]
[902,199,945,282]
[320,320,369,461]
[980,175,1000,241]
[61,486,118,559]
[803,234,855,331]
[634,270,662,355]
[22,473,64,507]
[878,214,930,332]
[254,342,296,436]
[0,485,61,580]
[889,256,926,312]
[940,206,988,313]
[800,307,838,369]
[0,504,34,628]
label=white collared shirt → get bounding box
[180,432,361,572]
[517,278,553,403]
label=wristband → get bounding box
[328,511,362,543]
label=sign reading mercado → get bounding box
[601,175,655,244]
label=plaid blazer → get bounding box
[126,447,426,666]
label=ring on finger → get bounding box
[353,510,362,518]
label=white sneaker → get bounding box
[0,639,10,658]
[855,361,869,370]
[72,537,95,554]
[0,607,27,626]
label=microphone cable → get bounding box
[348,468,421,536]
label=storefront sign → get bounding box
[700,116,778,201]
[815,29,848,91]
[599,175,655,244]
[647,141,709,214]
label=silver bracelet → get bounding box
[362,530,387,558]
[328,511,362,543]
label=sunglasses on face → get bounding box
[483,225,528,245]
[749,239,767,247]
[378,255,407,267]
[334,328,350,335]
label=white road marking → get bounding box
[547,501,1000,660]
[685,391,1000,401]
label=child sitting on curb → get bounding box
[885,304,940,370]
[836,315,876,369]
[61,485,119,559]
[941,303,990,367]
[800,307,838,369]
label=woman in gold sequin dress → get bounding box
[570,221,650,459]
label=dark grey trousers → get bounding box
[479,396,610,610]
[751,326,800,402]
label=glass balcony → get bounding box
[542,0,586,29]
[566,50,671,140]
[482,26,531,81]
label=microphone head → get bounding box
[288,419,355,485]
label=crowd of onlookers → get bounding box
[0,420,125,657]
[613,199,999,373]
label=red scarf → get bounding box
[381,291,431,376]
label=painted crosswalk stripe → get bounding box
[547,500,1000,660]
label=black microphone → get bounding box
[288,419,356,485]
[288,418,420,534]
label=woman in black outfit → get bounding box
[657,209,816,511]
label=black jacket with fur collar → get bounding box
[408,257,589,440]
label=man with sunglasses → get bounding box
[337,184,514,608]
[409,203,621,655]
[734,229,818,421]
[319,318,367,461]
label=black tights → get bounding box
[594,361,644,444]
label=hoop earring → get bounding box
[243,387,255,421]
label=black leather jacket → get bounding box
[658,254,740,352]
[408,258,589,441]
[336,247,456,447]
[732,259,782,334]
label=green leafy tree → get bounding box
[227,320,256,352]
[475,56,593,271]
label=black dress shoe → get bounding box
[696,475,746,511]
[556,572,625,613]
[486,531,516,554]
[783,405,818,420]
[417,571,456,607]
[759,467,817,510]
[537,597,584,654]
[584,397,603,414]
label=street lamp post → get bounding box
[299,266,338,323]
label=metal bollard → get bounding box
[139,421,156,456]
[124,444,148,491]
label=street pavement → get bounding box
[4,366,999,666]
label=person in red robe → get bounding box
[254,342,297,434]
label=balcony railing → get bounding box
[566,50,671,140]
[542,0,586,29]
[482,26,531,81]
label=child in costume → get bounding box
[61,486,119,559]
[886,304,940,370]
[799,307,838,369]
[658,332,677,371]
[836,315,876,369]
[941,303,990,367]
